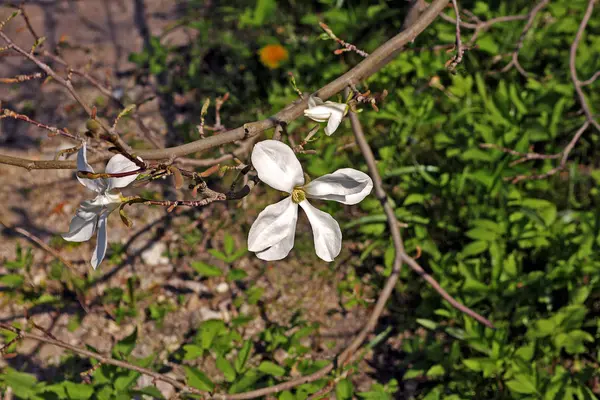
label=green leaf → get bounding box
[114,370,140,391]
[227,268,248,281]
[190,261,223,277]
[336,379,354,400]
[217,355,237,382]
[63,381,95,400]
[416,319,438,330]
[228,370,261,394]
[113,327,137,358]
[258,361,286,377]
[224,234,235,255]
[460,241,489,257]
[235,340,252,373]
[183,344,204,360]
[133,386,165,399]
[426,365,445,378]
[0,368,37,398]
[199,319,226,350]
[505,375,537,395]
[0,274,24,287]
[184,365,215,392]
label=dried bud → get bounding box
[119,205,133,228]
[169,166,184,189]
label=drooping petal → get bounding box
[255,228,296,261]
[304,105,332,122]
[90,212,108,269]
[299,200,342,262]
[251,140,304,193]
[305,168,373,205]
[61,200,103,242]
[323,102,347,136]
[248,197,298,253]
[76,143,107,193]
[105,154,142,190]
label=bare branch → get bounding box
[446,0,465,72]
[348,103,493,328]
[499,0,551,77]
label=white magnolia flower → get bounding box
[62,143,141,269]
[248,140,373,262]
[303,96,348,136]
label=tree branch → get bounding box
[0,0,451,170]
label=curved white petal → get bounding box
[62,200,102,242]
[248,197,298,253]
[251,140,304,193]
[91,212,108,269]
[105,154,142,190]
[299,200,341,262]
[304,105,332,122]
[255,228,296,261]
[324,102,347,136]
[305,168,373,205]
[76,143,106,193]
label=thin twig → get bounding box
[0,324,204,396]
[499,0,550,77]
[580,70,600,86]
[348,104,493,328]
[319,22,370,58]
[493,0,598,183]
[447,0,465,72]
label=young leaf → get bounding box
[184,366,215,392]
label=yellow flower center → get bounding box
[291,187,306,204]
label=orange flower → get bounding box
[259,44,289,69]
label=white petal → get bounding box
[91,212,108,269]
[76,143,106,193]
[251,140,304,193]
[299,200,341,262]
[248,197,298,252]
[88,192,122,207]
[304,105,332,122]
[62,200,102,242]
[323,102,347,136]
[305,168,373,205]
[255,229,296,261]
[105,154,142,190]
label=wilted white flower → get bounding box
[248,140,373,262]
[62,143,141,269]
[303,96,348,136]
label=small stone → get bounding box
[199,306,224,321]
[215,282,229,294]
[140,242,169,266]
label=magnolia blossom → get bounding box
[303,96,348,136]
[248,140,373,262]
[62,144,141,269]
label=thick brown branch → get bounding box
[0,0,451,170]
